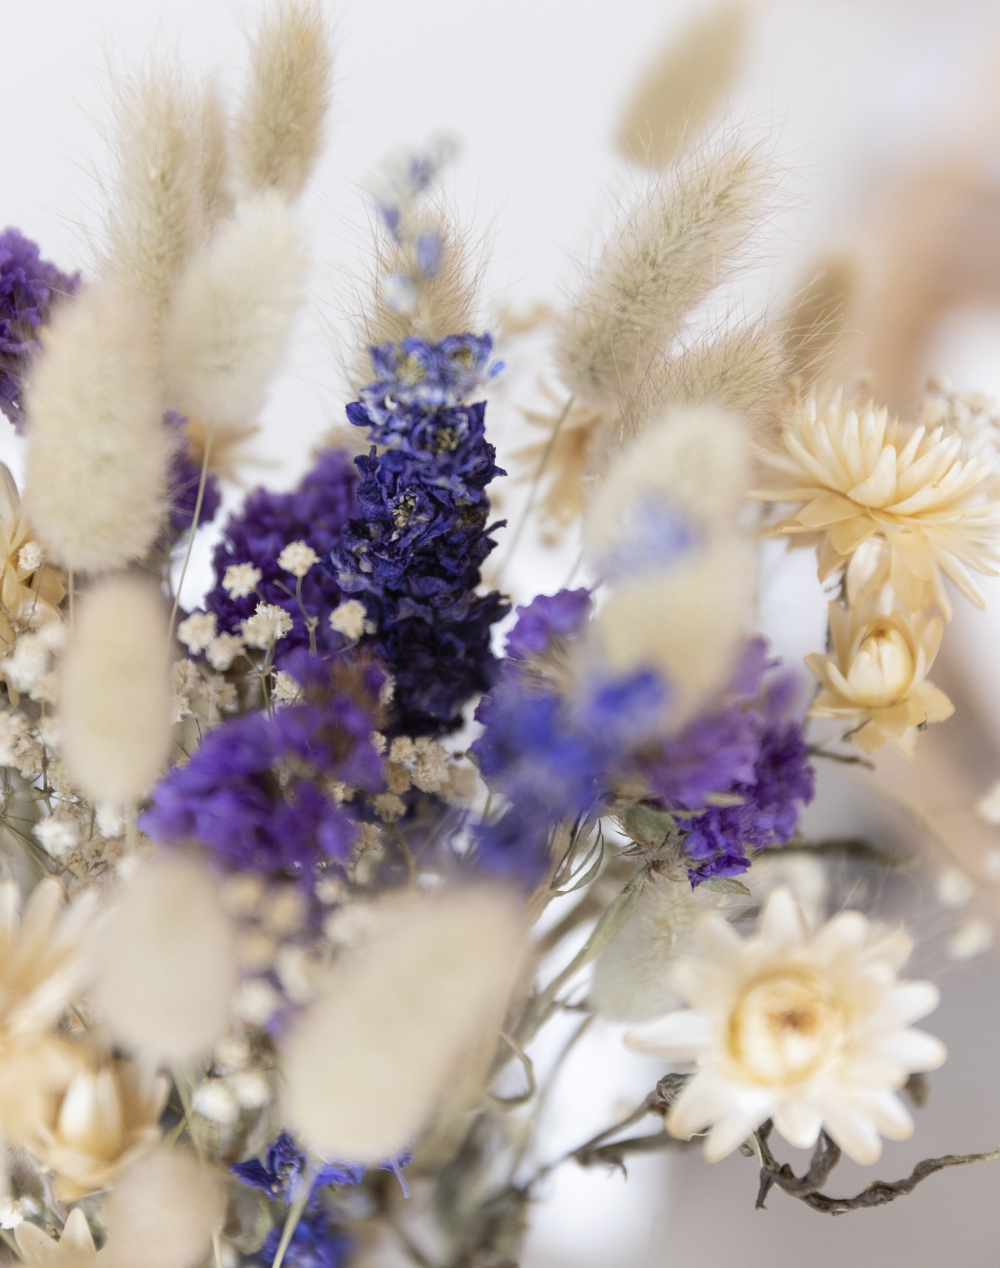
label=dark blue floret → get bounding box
[324,335,509,735]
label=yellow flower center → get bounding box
[728,969,846,1084]
[846,621,914,706]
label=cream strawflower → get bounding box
[754,395,1000,618]
[0,463,64,653]
[805,601,953,755]
[626,887,946,1165]
[27,1047,169,1201]
[16,1208,100,1264]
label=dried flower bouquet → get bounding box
[0,5,998,1267]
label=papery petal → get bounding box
[624,1010,711,1060]
[703,1091,776,1162]
[773,1098,824,1150]
[821,1105,883,1165]
[874,1027,947,1072]
[758,887,807,949]
[667,1071,738,1140]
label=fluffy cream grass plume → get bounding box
[617,326,786,449]
[617,3,749,168]
[106,61,202,316]
[24,283,169,575]
[554,134,769,409]
[60,577,172,804]
[164,191,308,423]
[592,875,725,1022]
[93,853,240,1062]
[102,1147,224,1268]
[198,79,234,227]
[588,404,750,563]
[594,538,756,719]
[781,254,858,386]
[236,0,333,199]
[285,886,527,1161]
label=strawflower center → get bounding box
[728,968,846,1084]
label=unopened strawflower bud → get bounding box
[277,540,319,577]
[222,562,262,598]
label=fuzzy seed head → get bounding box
[59,577,173,804]
[235,1,333,199]
[24,283,170,574]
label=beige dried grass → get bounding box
[284,886,526,1161]
[92,853,240,1061]
[554,133,770,408]
[235,0,333,199]
[24,282,170,575]
[60,577,172,804]
[105,60,203,317]
[164,191,308,422]
[102,1147,224,1268]
[617,4,749,168]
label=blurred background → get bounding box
[8,0,1000,1262]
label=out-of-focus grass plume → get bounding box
[24,283,170,575]
[235,0,333,200]
[93,853,240,1062]
[616,4,749,168]
[285,887,527,1161]
[59,577,172,805]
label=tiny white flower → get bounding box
[370,730,387,755]
[272,670,301,704]
[275,944,319,1004]
[219,872,266,917]
[229,1069,271,1110]
[4,634,49,691]
[96,803,126,838]
[277,541,319,578]
[936,868,974,909]
[215,1035,251,1071]
[236,931,277,973]
[192,1079,239,1125]
[206,633,245,671]
[233,978,283,1026]
[948,917,993,961]
[202,677,238,714]
[242,603,293,649]
[261,885,306,936]
[315,875,346,905]
[389,737,416,763]
[0,1197,22,1229]
[34,816,80,858]
[222,563,262,599]
[16,543,43,573]
[177,611,217,654]
[36,620,67,653]
[374,792,406,823]
[411,737,449,792]
[28,671,59,706]
[626,887,947,1165]
[328,599,367,641]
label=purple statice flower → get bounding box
[683,716,815,884]
[165,412,221,534]
[576,668,670,746]
[505,588,591,661]
[202,449,358,660]
[0,228,79,431]
[232,1132,364,1206]
[324,336,509,735]
[642,706,760,811]
[471,675,606,885]
[140,659,383,879]
[258,1212,352,1268]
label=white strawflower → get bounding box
[222,563,262,599]
[24,282,170,575]
[626,887,946,1165]
[753,395,1000,618]
[16,1208,99,1265]
[329,599,367,640]
[277,540,319,577]
[241,602,292,649]
[806,601,953,755]
[59,578,173,804]
[206,632,245,671]
[177,611,217,654]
